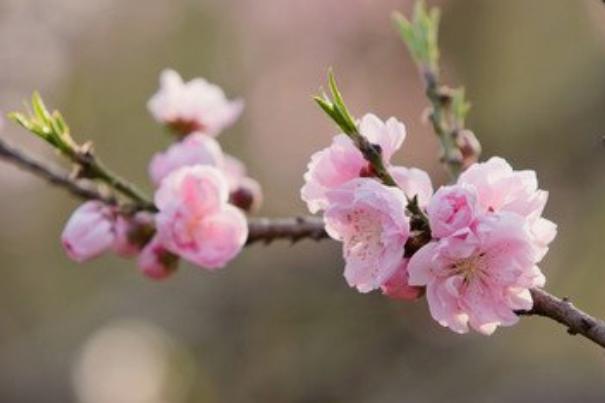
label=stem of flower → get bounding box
[422,68,464,179]
[77,153,156,210]
[0,138,117,205]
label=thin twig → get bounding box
[518,288,605,349]
[0,138,118,206]
[422,69,464,178]
[247,216,328,245]
[73,150,156,210]
[0,138,329,244]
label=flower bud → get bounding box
[61,201,115,262]
[113,212,155,257]
[229,177,263,213]
[456,129,481,169]
[137,236,179,280]
[381,260,423,301]
[427,185,477,239]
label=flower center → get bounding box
[452,253,486,282]
[345,209,384,262]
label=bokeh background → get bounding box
[1,0,605,402]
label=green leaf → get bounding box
[314,96,334,117]
[314,96,352,135]
[393,1,440,72]
[314,71,359,136]
[8,92,78,154]
[7,112,32,131]
[31,92,51,124]
[326,71,357,134]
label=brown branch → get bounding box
[518,288,605,349]
[246,216,328,245]
[4,137,605,349]
[0,137,329,245]
[0,138,118,206]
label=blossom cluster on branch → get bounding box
[53,70,262,279]
[2,0,605,349]
[303,93,557,335]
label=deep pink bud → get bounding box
[381,260,423,301]
[112,212,155,257]
[137,235,179,280]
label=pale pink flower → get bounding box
[458,156,547,218]
[148,134,262,211]
[457,156,557,259]
[358,114,407,161]
[149,133,224,186]
[427,185,478,239]
[408,213,546,335]
[301,114,406,213]
[154,166,248,270]
[381,259,423,300]
[147,69,243,136]
[301,134,364,214]
[61,201,115,262]
[137,235,179,280]
[324,178,410,293]
[390,166,434,208]
[112,212,155,257]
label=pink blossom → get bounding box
[137,235,179,280]
[458,157,547,218]
[301,114,406,213]
[427,185,478,239]
[390,166,434,208]
[112,212,155,257]
[154,166,248,269]
[149,133,224,186]
[457,156,557,259]
[408,213,546,335]
[147,69,243,136]
[358,114,406,161]
[148,134,262,211]
[381,259,423,300]
[301,134,364,213]
[324,178,410,293]
[61,201,115,263]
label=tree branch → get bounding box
[0,138,329,245]
[422,69,464,178]
[246,216,328,245]
[0,138,118,206]
[518,288,605,348]
[3,137,605,349]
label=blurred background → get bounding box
[0,0,605,401]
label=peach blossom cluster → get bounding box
[62,70,260,279]
[302,116,556,335]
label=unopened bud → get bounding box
[113,212,155,258]
[456,129,481,168]
[137,235,179,280]
[229,177,263,213]
[167,118,205,138]
[359,163,376,178]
